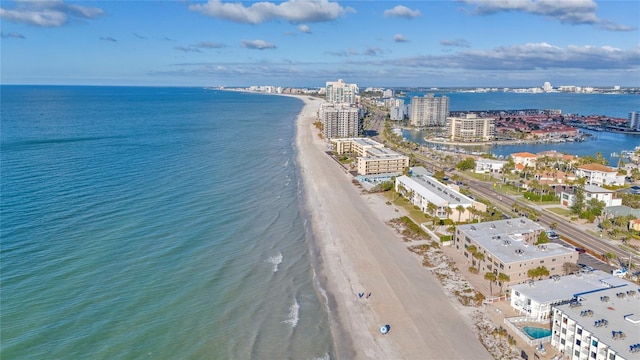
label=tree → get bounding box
[527,266,550,280]
[536,231,550,245]
[456,205,466,223]
[497,273,510,294]
[570,184,585,215]
[473,251,485,269]
[427,202,438,218]
[484,272,497,295]
[444,206,453,220]
[455,158,475,171]
[550,222,558,230]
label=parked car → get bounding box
[575,248,587,254]
[578,263,594,272]
[545,230,559,240]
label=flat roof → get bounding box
[362,146,407,159]
[476,158,507,165]
[555,285,640,359]
[410,166,432,177]
[457,218,574,264]
[584,185,613,193]
[511,271,620,304]
[398,175,474,206]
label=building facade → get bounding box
[321,103,360,139]
[454,218,578,286]
[475,158,507,173]
[575,164,626,186]
[446,113,496,142]
[510,152,539,169]
[325,79,359,104]
[331,138,408,176]
[550,286,640,360]
[409,94,449,127]
[560,185,622,208]
[395,175,486,222]
[628,111,640,131]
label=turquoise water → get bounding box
[523,326,552,339]
[1,86,334,359]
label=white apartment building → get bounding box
[550,286,640,360]
[510,271,625,322]
[395,175,486,222]
[446,113,495,142]
[409,94,449,127]
[475,158,507,173]
[325,79,359,104]
[628,111,640,131]
[321,103,360,139]
[575,164,626,186]
[560,185,623,208]
[331,138,408,175]
[454,218,577,286]
[510,152,539,168]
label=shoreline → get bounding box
[291,94,491,359]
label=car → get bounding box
[575,248,587,254]
[578,263,594,272]
[545,230,559,240]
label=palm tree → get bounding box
[484,272,497,295]
[456,205,466,223]
[427,202,438,218]
[497,273,510,294]
[444,206,453,221]
[473,252,485,270]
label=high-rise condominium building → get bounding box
[628,111,640,131]
[325,79,359,104]
[321,104,360,139]
[409,94,449,126]
[446,113,495,142]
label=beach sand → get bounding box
[294,95,492,359]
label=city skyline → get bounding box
[1,0,638,87]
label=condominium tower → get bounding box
[325,79,359,104]
[321,103,360,140]
[446,113,496,142]
[410,94,449,127]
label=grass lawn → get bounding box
[464,171,494,182]
[382,191,429,223]
[547,207,572,216]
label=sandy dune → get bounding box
[294,96,492,360]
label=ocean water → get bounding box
[1,86,334,359]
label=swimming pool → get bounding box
[523,326,552,339]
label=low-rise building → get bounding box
[395,174,486,222]
[454,218,578,286]
[475,158,507,173]
[560,185,623,207]
[575,163,626,186]
[510,271,627,322]
[550,285,640,360]
[511,152,538,168]
[330,138,408,176]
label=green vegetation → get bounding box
[536,231,550,245]
[392,216,429,239]
[523,191,558,203]
[455,158,476,171]
[620,193,640,208]
[527,266,550,280]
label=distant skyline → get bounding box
[1,0,639,87]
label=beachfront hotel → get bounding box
[325,79,359,104]
[409,94,449,127]
[445,113,496,142]
[550,285,640,360]
[320,103,361,139]
[454,218,578,286]
[330,138,408,176]
[509,270,628,322]
[394,174,486,222]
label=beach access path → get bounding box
[294,95,492,360]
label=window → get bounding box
[540,260,544,264]
[575,350,580,357]
[576,339,581,346]
[591,351,596,358]
[592,340,598,347]
[560,339,565,345]
[515,291,520,296]
[552,258,557,262]
[577,328,582,335]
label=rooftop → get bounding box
[555,285,640,359]
[511,270,625,305]
[397,175,473,207]
[578,163,616,172]
[511,152,538,158]
[584,185,615,193]
[457,217,574,264]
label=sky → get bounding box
[1,0,639,87]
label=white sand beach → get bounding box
[294,95,492,360]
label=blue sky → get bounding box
[1,0,639,87]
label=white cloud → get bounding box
[0,0,104,27]
[440,38,471,48]
[459,0,636,31]
[189,0,351,24]
[393,34,409,42]
[298,24,311,33]
[383,5,421,19]
[241,39,276,50]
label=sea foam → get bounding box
[267,252,283,272]
[284,298,300,328]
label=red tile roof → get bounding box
[578,163,615,172]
